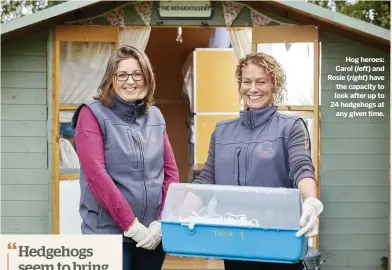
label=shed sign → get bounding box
[157,1,214,19]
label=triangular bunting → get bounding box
[105,6,125,27]
[221,1,245,27]
[135,0,153,26]
[251,10,272,26]
[249,7,296,27]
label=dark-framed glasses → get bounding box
[115,72,144,82]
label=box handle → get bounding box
[183,223,196,235]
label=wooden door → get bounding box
[193,49,240,166]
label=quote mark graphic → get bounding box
[6,243,17,270]
[7,243,17,249]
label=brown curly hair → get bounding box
[235,52,286,104]
[94,45,155,110]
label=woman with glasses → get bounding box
[72,45,180,270]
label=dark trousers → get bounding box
[224,260,304,270]
[122,242,166,270]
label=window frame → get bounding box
[252,25,321,248]
[53,25,119,234]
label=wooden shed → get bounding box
[1,1,390,269]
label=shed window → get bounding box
[256,42,314,106]
[60,42,115,105]
[56,27,151,181]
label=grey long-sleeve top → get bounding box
[193,105,316,188]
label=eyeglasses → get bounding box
[115,72,144,82]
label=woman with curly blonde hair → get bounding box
[193,52,323,270]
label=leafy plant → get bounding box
[309,0,390,29]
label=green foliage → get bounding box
[310,0,390,29]
[1,0,63,23]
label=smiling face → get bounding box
[240,63,274,110]
[114,57,146,102]
[95,45,156,109]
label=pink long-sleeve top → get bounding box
[75,105,180,231]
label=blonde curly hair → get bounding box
[235,52,287,105]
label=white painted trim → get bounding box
[1,0,101,35]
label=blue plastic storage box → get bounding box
[161,183,307,264]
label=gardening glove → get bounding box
[123,218,149,243]
[136,221,162,250]
[296,197,324,238]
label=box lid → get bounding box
[161,183,302,229]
